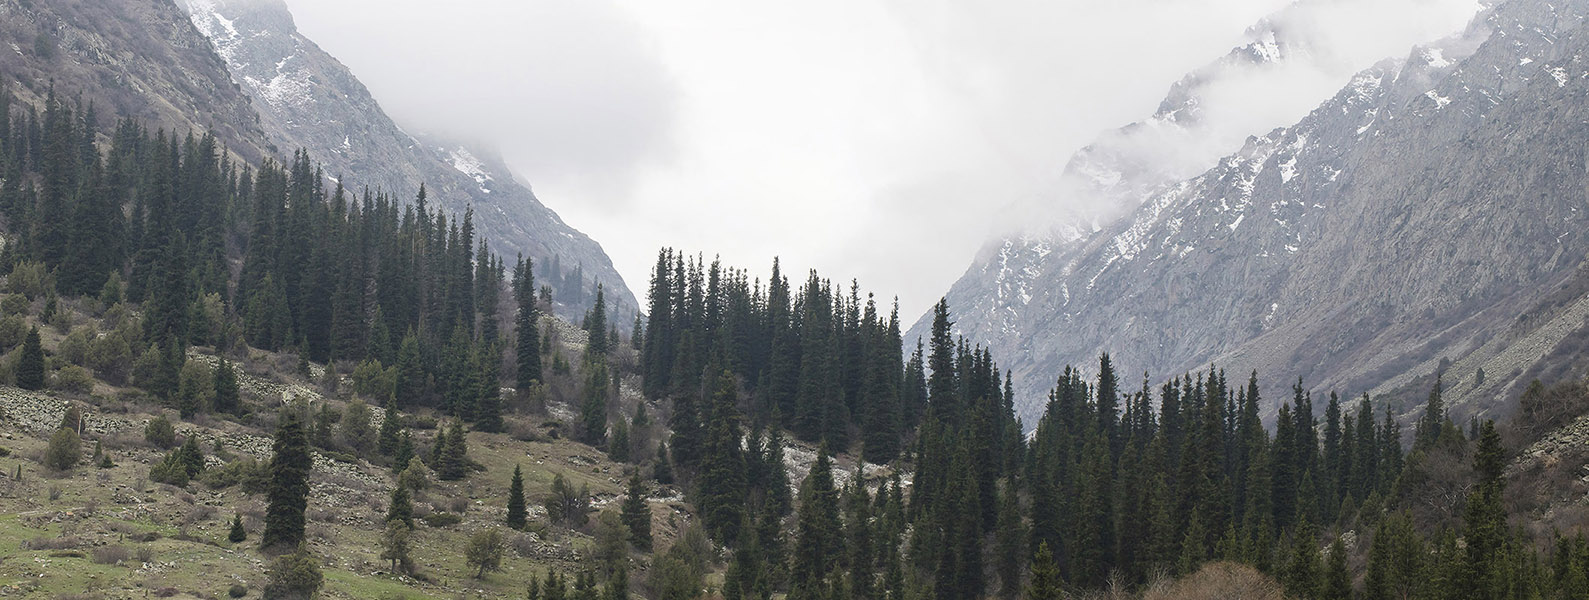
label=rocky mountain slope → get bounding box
[176,0,637,324]
[0,0,270,162]
[919,0,1589,427]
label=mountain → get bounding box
[920,0,1588,426]
[177,0,637,325]
[0,0,270,162]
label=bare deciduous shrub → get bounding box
[91,545,130,565]
[308,523,335,542]
[307,507,339,523]
[510,532,539,557]
[182,505,217,526]
[25,536,86,550]
[1141,562,1285,600]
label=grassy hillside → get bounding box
[0,295,690,600]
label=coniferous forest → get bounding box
[8,83,1589,600]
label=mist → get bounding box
[286,0,1486,320]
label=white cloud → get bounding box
[286,0,1485,320]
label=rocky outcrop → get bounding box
[0,0,271,162]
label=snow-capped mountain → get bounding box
[922,5,1387,359]
[178,0,637,323]
[919,0,1589,427]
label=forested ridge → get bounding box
[4,83,1589,600]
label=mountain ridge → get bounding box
[918,0,1589,428]
[178,0,638,324]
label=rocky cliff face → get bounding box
[0,0,270,162]
[920,0,1589,427]
[178,0,637,324]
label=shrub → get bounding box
[0,315,22,354]
[99,273,124,307]
[510,532,539,557]
[351,359,397,403]
[228,584,249,598]
[544,473,589,527]
[86,332,132,384]
[397,458,430,492]
[262,550,323,600]
[0,294,27,317]
[464,528,504,579]
[1141,561,1286,600]
[201,458,270,493]
[130,345,162,390]
[25,536,86,550]
[57,326,94,366]
[145,415,177,448]
[176,360,216,417]
[52,365,94,394]
[342,400,374,453]
[44,428,81,471]
[91,545,130,565]
[149,453,190,486]
[422,512,462,527]
[380,521,413,575]
[135,546,154,563]
[5,261,52,299]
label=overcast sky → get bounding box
[285,0,1484,320]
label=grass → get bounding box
[0,302,681,599]
[0,377,673,599]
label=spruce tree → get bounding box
[579,359,610,446]
[668,387,702,472]
[387,482,414,529]
[1324,537,1351,600]
[213,357,240,414]
[621,471,652,551]
[474,346,504,433]
[1463,420,1506,599]
[436,420,470,481]
[392,431,414,475]
[394,328,425,407]
[653,441,674,485]
[16,326,44,390]
[698,371,747,543]
[585,285,609,357]
[378,408,402,457]
[514,256,543,390]
[1415,376,1445,450]
[1028,543,1062,600]
[789,446,842,600]
[507,464,527,530]
[261,409,311,554]
[994,480,1027,599]
[609,418,630,463]
[229,513,247,543]
[1286,517,1321,599]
